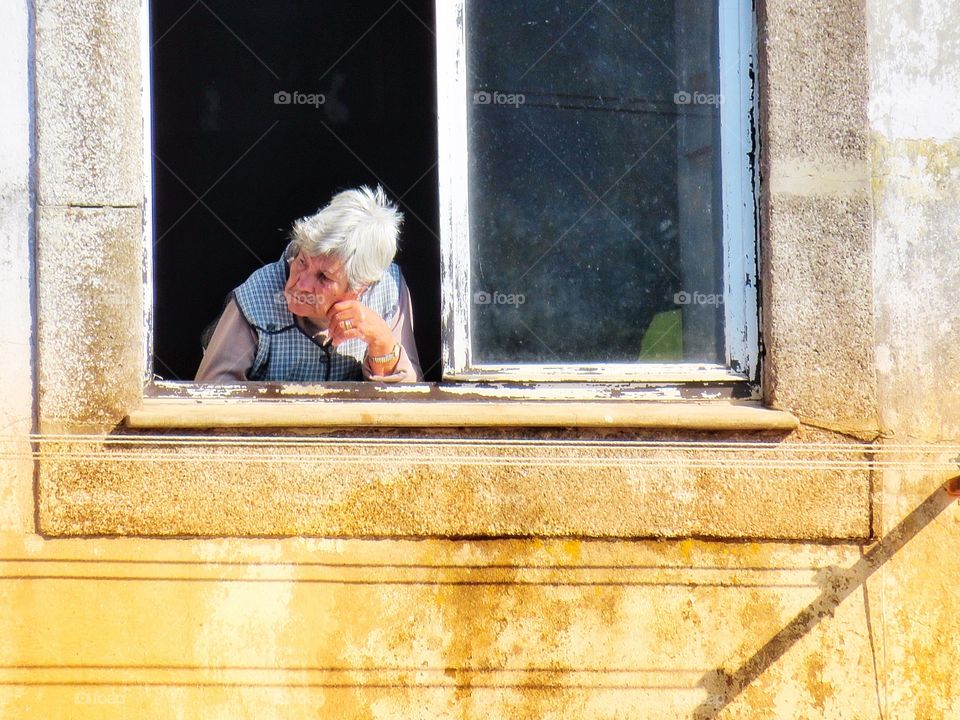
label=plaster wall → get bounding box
[868,1,960,717]
[0,0,35,534]
[0,0,957,718]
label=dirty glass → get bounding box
[466,1,725,365]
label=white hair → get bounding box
[287,185,403,291]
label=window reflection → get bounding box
[466,1,724,364]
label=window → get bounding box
[150,0,760,394]
[439,0,759,384]
[149,0,442,381]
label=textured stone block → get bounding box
[34,0,143,206]
[38,433,871,539]
[762,0,870,163]
[762,193,877,428]
[36,206,145,427]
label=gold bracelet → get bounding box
[369,343,400,365]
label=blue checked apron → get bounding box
[232,248,401,381]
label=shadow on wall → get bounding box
[692,480,959,719]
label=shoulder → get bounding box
[395,266,413,300]
[358,263,403,321]
[366,263,403,298]
[242,256,288,290]
[383,262,403,286]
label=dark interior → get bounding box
[150,0,440,380]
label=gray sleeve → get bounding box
[195,298,257,382]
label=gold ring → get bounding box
[342,319,353,331]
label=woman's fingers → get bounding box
[328,300,365,326]
[326,298,390,348]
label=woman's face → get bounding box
[283,251,353,326]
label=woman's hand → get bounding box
[326,293,395,357]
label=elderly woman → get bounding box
[196,186,421,382]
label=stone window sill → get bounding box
[126,396,798,431]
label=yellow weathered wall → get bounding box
[0,533,906,719]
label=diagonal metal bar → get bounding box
[318,1,401,83]
[152,154,268,265]
[516,118,679,280]
[198,1,280,79]
[153,353,183,382]
[154,121,279,246]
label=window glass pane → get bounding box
[466,0,724,365]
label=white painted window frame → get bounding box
[141,0,156,386]
[436,0,759,385]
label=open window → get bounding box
[149,0,442,381]
[149,0,761,401]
